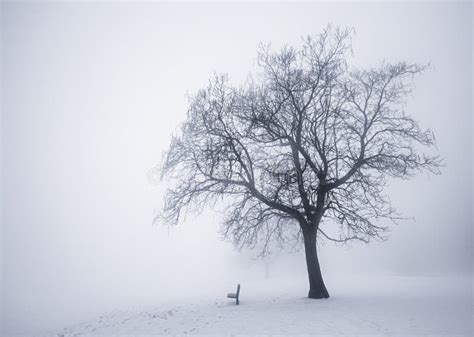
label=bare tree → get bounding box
[158,26,441,299]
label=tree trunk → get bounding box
[303,227,329,299]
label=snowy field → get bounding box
[29,274,472,337]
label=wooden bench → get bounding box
[227,284,240,305]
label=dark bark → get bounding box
[303,226,329,299]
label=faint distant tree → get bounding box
[158,26,441,298]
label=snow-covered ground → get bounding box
[33,274,472,337]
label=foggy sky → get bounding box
[1,2,472,335]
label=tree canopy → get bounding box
[158,26,441,257]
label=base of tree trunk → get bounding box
[303,228,330,299]
[308,288,330,299]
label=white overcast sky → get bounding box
[1,1,472,335]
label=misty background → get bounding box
[1,2,472,335]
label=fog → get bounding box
[1,2,472,335]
